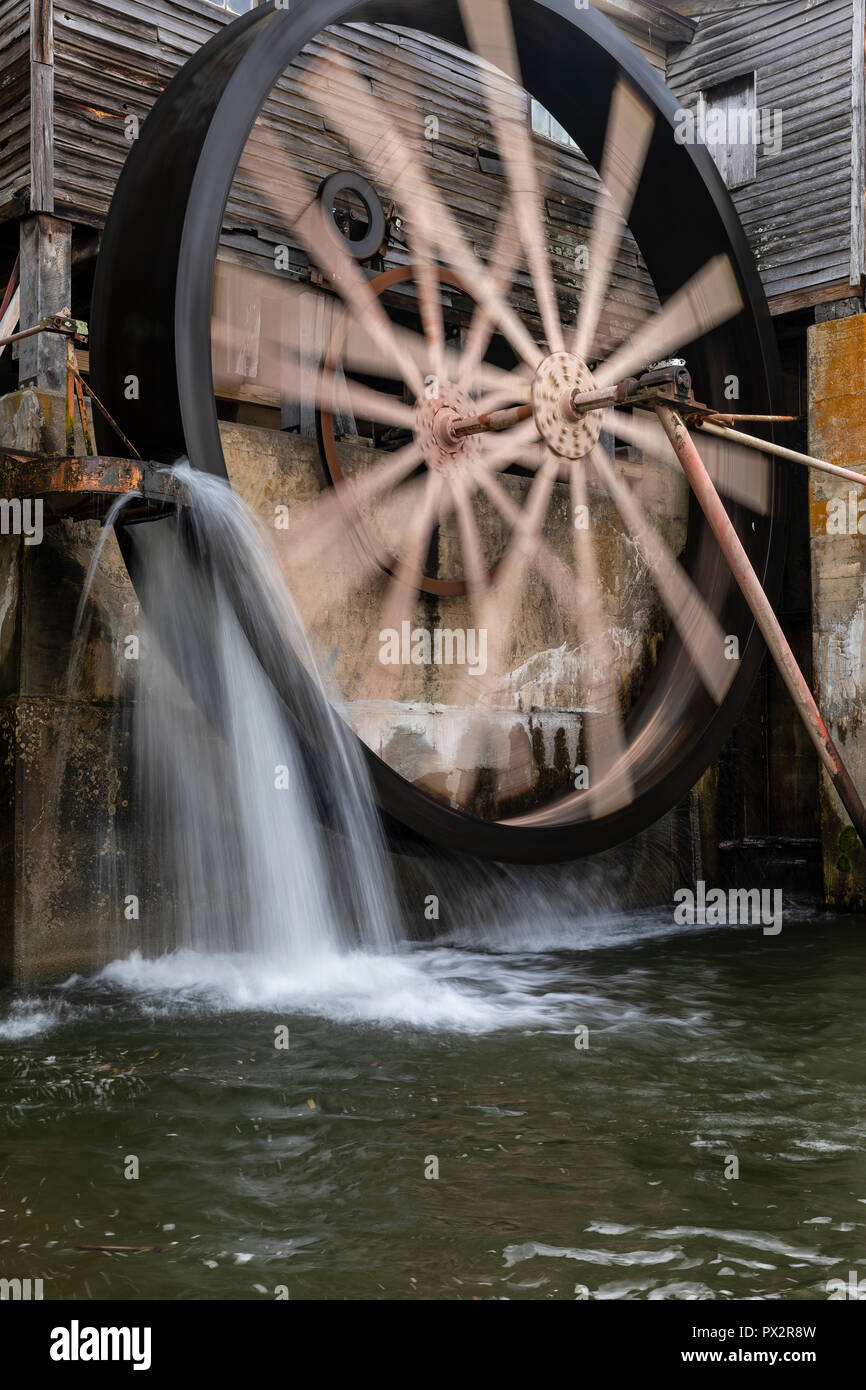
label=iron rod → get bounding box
[565,385,622,415]
[697,419,866,489]
[0,323,45,348]
[706,413,796,424]
[70,368,142,460]
[449,401,534,440]
[656,403,866,850]
[64,336,76,457]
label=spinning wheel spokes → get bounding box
[458,0,565,356]
[595,255,744,389]
[456,201,524,392]
[587,444,735,706]
[568,460,634,817]
[572,79,655,362]
[93,0,786,859]
[604,408,772,515]
[216,12,753,820]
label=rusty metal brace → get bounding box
[64,334,84,456]
[67,363,140,460]
[693,417,866,490]
[0,309,87,350]
[0,307,141,462]
[654,403,866,851]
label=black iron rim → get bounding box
[90,0,786,864]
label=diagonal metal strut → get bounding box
[654,404,866,851]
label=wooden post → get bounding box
[19,0,66,391]
[30,0,54,215]
[807,313,866,905]
[18,214,71,390]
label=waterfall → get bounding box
[125,463,399,963]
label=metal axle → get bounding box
[448,401,534,440]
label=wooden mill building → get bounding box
[0,0,865,943]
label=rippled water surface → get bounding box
[1,911,864,1300]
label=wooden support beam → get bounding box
[29,0,54,214]
[18,215,72,391]
[767,279,864,318]
[596,0,696,43]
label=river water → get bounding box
[1,473,863,1302]
[1,908,864,1302]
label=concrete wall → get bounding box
[1,390,686,982]
[0,387,137,981]
[222,418,685,820]
[0,381,836,984]
[808,311,866,907]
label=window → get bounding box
[700,74,758,189]
[208,0,255,12]
[530,98,578,150]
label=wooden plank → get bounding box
[851,0,865,286]
[682,0,815,12]
[30,0,52,64]
[29,0,54,215]
[18,213,70,388]
[0,1,32,210]
[768,278,863,317]
[596,0,695,43]
[29,60,54,213]
[670,6,850,81]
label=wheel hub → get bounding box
[532,351,603,459]
[415,384,482,475]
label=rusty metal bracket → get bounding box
[0,305,144,466]
[0,310,89,351]
[67,363,141,460]
[0,449,185,525]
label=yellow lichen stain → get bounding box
[809,496,828,535]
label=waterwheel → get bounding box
[89,0,787,863]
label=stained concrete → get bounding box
[808,313,866,907]
[0,389,728,981]
[222,417,682,818]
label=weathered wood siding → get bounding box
[667,0,862,309]
[35,3,662,345]
[52,0,215,225]
[11,1,858,320]
[220,20,657,347]
[0,0,32,219]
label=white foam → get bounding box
[92,945,585,1032]
[0,999,64,1039]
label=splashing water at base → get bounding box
[123,463,399,968]
[2,916,865,1301]
[30,460,684,1028]
[5,467,864,1303]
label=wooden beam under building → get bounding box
[29,0,54,214]
[18,214,71,391]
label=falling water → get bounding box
[125,463,399,964]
